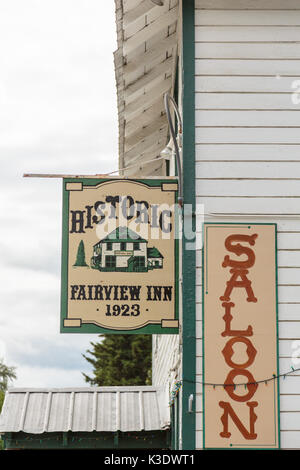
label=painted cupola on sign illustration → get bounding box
[91,226,164,273]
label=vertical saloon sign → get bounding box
[203,223,279,449]
[61,178,179,334]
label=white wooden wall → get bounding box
[195,0,300,450]
[152,335,180,387]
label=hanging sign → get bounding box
[203,223,279,449]
[61,178,179,334]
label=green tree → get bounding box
[0,360,16,450]
[73,240,88,267]
[0,360,16,394]
[82,335,152,386]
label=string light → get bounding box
[171,366,300,391]
[169,381,182,406]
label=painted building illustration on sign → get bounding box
[61,177,179,334]
[90,226,163,273]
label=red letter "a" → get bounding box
[220,269,257,303]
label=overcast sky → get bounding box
[0,1,118,387]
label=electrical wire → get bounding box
[164,92,183,206]
[182,366,300,388]
[104,155,165,176]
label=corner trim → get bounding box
[181,0,196,451]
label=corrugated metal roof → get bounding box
[0,386,170,434]
[114,0,179,177]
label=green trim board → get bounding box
[202,223,280,450]
[181,0,196,451]
[60,178,179,334]
[171,395,180,451]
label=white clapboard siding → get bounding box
[196,161,300,178]
[196,26,300,43]
[279,358,300,373]
[199,196,300,214]
[196,179,300,197]
[196,60,300,77]
[281,431,300,449]
[195,43,300,59]
[277,303,300,321]
[196,110,300,127]
[280,339,300,357]
[195,0,300,9]
[279,268,300,284]
[196,77,297,93]
[195,321,202,340]
[196,431,203,448]
[279,321,300,337]
[280,377,300,395]
[195,0,300,449]
[196,302,202,322]
[196,395,203,412]
[196,128,300,144]
[195,10,300,26]
[196,145,300,161]
[196,94,299,111]
[196,339,203,359]
[196,197,299,213]
[278,250,300,267]
[196,413,203,431]
[196,358,203,376]
[277,234,300,250]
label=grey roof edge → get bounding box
[5,385,165,393]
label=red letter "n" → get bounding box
[219,401,258,440]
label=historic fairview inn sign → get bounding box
[203,223,280,449]
[61,178,179,334]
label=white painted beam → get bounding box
[124,77,172,117]
[123,0,159,28]
[125,56,173,97]
[125,96,165,128]
[124,32,177,74]
[124,125,168,158]
[123,6,178,55]
[125,114,167,149]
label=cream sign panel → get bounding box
[61,178,179,334]
[203,223,279,449]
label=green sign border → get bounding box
[202,222,281,450]
[60,177,179,335]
